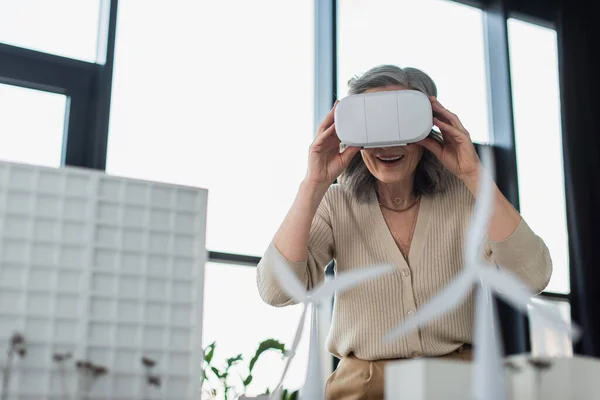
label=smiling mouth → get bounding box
[376,155,404,165]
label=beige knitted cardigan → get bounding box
[256,176,552,360]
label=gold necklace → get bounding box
[377,193,421,213]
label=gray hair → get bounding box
[338,65,450,203]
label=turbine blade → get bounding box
[529,298,582,341]
[479,266,534,314]
[310,264,394,300]
[270,249,309,303]
[271,304,309,398]
[481,267,579,340]
[384,269,477,341]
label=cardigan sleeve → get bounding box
[483,217,553,293]
[256,189,335,307]
[449,173,553,294]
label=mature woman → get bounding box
[256,65,551,399]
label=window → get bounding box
[106,0,315,257]
[0,0,102,62]
[507,18,569,294]
[0,84,67,167]
[202,262,309,397]
[337,0,490,143]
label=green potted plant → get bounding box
[202,338,299,400]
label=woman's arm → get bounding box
[273,181,329,262]
[462,168,552,293]
[257,103,360,306]
[256,181,335,306]
[460,167,521,242]
[418,97,552,293]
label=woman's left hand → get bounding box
[417,96,481,181]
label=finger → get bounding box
[321,122,339,140]
[429,98,453,126]
[417,137,443,159]
[434,110,470,139]
[434,117,468,144]
[431,97,465,131]
[340,146,361,165]
[433,109,452,125]
[312,123,340,149]
[318,101,339,134]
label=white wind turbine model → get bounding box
[383,147,580,400]
[268,251,394,400]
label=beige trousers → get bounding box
[325,346,473,400]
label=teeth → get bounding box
[378,156,402,161]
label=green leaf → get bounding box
[226,354,243,368]
[243,374,253,387]
[249,339,286,372]
[210,366,222,379]
[280,389,299,400]
[204,342,216,364]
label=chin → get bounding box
[374,172,408,184]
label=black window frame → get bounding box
[0,0,118,170]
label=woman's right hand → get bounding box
[305,102,361,188]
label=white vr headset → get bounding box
[334,89,433,148]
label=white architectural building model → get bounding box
[0,161,207,400]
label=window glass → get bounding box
[337,0,490,143]
[0,0,101,62]
[508,18,569,294]
[106,0,315,257]
[0,83,67,167]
